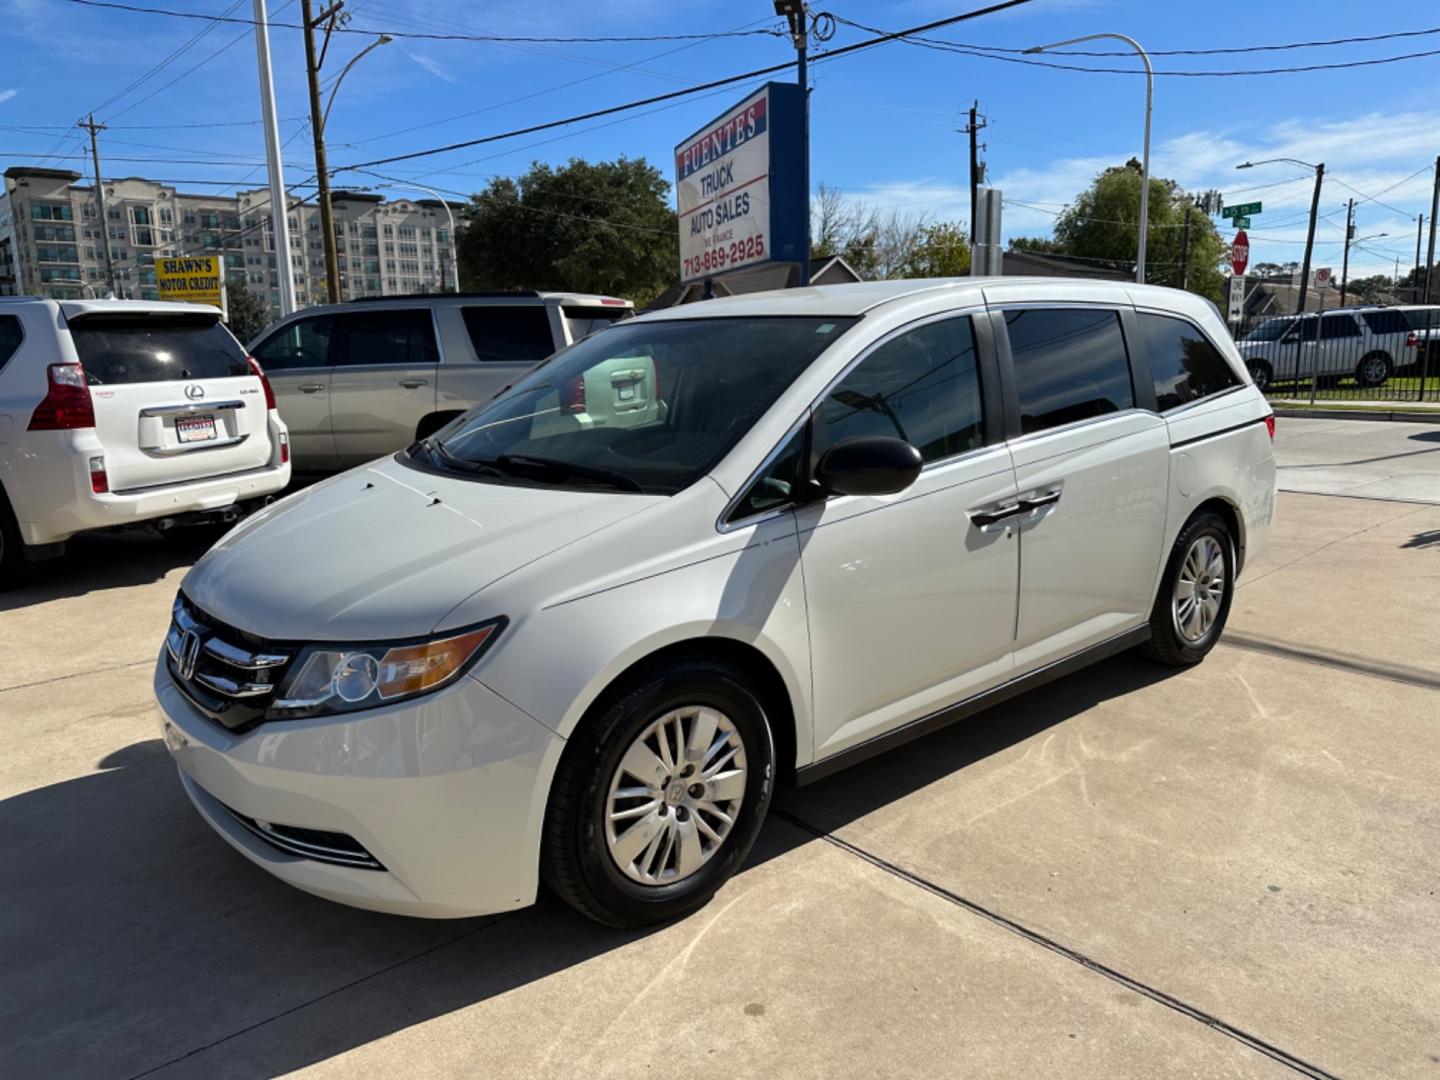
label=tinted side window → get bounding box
[68,315,249,384]
[251,315,333,371]
[462,305,555,362]
[731,427,806,521]
[1137,313,1241,411]
[0,316,22,372]
[821,316,983,463]
[333,309,438,367]
[562,305,630,342]
[1320,314,1361,340]
[1361,310,1410,335]
[1004,308,1134,434]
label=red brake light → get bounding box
[1264,414,1275,441]
[279,431,290,465]
[248,355,277,411]
[599,298,628,306]
[88,455,108,494]
[28,363,95,430]
[1406,332,1418,348]
[561,373,587,414]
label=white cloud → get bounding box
[0,89,17,105]
[405,51,460,85]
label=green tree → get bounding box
[457,157,677,306]
[224,278,271,345]
[896,221,971,277]
[1050,159,1227,301]
[1007,236,1065,255]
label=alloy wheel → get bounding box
[605,706,748,886]
[1359,356,1388,386]
[1173,535,1226,643]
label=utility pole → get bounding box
[1339,198,1355,306]
[1425,154,1440,304]
[775,1,811,286]
[79,114,117,297]
[302,0,344,304]
[252,0,297,316]
[1415,214,1425,300]
[1296,162,1324,316]
[1178,202,1192,291]
[964,102,987,252]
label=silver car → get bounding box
[249,292,633,471]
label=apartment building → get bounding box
[0,166,459,317]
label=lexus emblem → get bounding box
[178,629,202,681]
[184,384,206,401]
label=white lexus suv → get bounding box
[0,298,291,584]
[154,279,1276,927]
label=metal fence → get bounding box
[1227,301,1440,404]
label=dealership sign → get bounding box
[155,254,227,315]
[674,82,806,283]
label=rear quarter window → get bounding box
[562,305,631,342]
[67,315,248,384]
[1360,310,1411,335]
[1136,312,1241,411]
[0,315,22,373]
[461,305,556,363]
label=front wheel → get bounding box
[1141,512,1235,667]
[1355,352,1391,388]
[542,658,775,927]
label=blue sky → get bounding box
[4,0,1438,281]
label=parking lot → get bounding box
[3,417,1438,1079]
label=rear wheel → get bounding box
[543,658,775,927]
[1355,352,1391,388]
[0,487,30,591]
[1141,512,1235,667]
[1246,360,1273,392]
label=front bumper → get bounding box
[155,656,564,918]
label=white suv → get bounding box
[155,279,1275,927]
[0,298,290,583]
[1235,305,1423,390]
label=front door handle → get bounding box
[399,378,430,389]
[968,503,1025,528]
[1021,490,1062,511]
[298,383,325,393]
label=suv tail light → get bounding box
[278,430,290,465]
[248,355,277,411]
[1406,332,1418,348]
[28,363,96,430]
[1264,414,1275,441]
[561,372,587,414]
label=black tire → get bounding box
[1246,360,1273,392]
[1355,352,1391,388]
[1140,511,1235,667]
[542,657,775,927]
[0,486,31,591]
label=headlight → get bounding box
[269,619,506,718]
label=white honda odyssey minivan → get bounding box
[155,279,1276,927]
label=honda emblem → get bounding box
[178,629,202,681]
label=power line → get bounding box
[88,0,245,118]
[62,0,787,43]
[1330,169,1432,218]
[329,0,1036,173]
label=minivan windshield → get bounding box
[411,315,857,495]
[1243,318,1297,342]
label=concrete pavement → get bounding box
[1274,415,1440,504]
[3,421,1439,1079]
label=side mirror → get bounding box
[815,436,924,497]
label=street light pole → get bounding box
[369,177,458,293]
[1026,33,1151,284]
[1237,157,1324,316]
[252,0,296,316]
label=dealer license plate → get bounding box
[176,416,217,443]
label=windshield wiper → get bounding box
[414,438,506,479]
[495,454,646,494]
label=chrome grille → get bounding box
[166,595,293,731]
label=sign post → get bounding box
[674,82,806,287]
[155,254,227,318]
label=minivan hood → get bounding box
[182,455,664,641]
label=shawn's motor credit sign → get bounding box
[674,82,805,283]
[155,254,227,315]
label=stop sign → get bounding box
[1232,229,1249,276]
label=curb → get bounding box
[1271,407,1440,424]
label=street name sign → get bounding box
[1232,216,1251,229]
[1223,201,1261,219]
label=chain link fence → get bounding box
[1227,299,1440,404]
